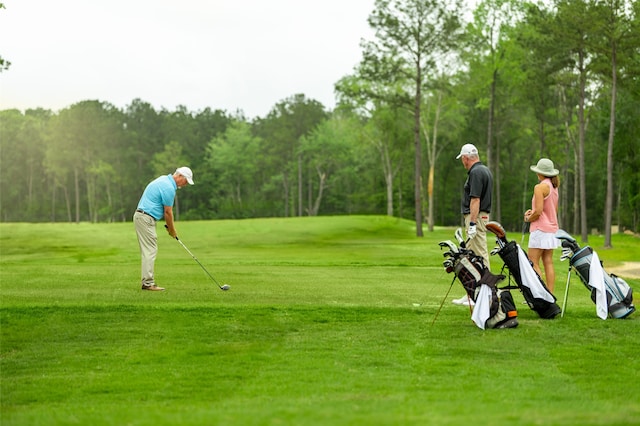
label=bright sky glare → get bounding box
[0,0,377,119]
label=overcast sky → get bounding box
[0,0,377,119]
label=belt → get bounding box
[136,209,156,220]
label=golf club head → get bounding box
[560,246,574,262]
[442,258,455,274]
[221,284,230,291]
[556,229,580,252]
[439,240,459,254]
[486,221,508,245]
[443,259,454,267]
[454,227,465,247]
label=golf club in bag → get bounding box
[166,225,230,291]
[555,229,634,319]
[438,228,519,330]
[486,221,561,319]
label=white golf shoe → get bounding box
[452,295,474,306]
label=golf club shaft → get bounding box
[166,225,226,290]
[431,275,457,326]
[561,267,571,318]
[521,221,529,244]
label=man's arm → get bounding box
[469,197,480,223]
[163,205,177,238]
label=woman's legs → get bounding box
[541,249,555,292]
[528,247,543,278]
[528,247,555,293]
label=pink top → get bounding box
[530,178,558,233]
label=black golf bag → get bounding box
[486,221,561,319]
[440,232,519,330]
[556,230,635,319]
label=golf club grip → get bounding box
[164,224,179,240]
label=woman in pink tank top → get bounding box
[524,158,560,292]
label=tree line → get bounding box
[1,0,639,244]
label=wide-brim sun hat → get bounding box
[530,158,559,177]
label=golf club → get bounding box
[521,221,530,244]
[486,221,508,248]
[439,240,459,255]
[561,266,571,317]
[558,239,576,318]
[454,227,465,247]
[432,274,458,326]
[166,225,230,291]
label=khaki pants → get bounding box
[134,211,157,287]
[464,212,490,270]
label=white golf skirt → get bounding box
[528,229,560,250]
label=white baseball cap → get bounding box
[456,143,478,159]
[175,166,194,185]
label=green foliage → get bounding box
[206,120,263,218]
[1,0,639,235]
[1,217,639,425]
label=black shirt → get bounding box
[461,162,492,214]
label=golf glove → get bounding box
[467,223,477,239]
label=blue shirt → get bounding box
[137,175,177,220]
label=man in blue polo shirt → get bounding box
[134,167,194,291]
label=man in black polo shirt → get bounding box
[452,143,493,306]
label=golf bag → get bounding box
[486,221,561,319]
[440,230,519,330]
[556,230,635,319]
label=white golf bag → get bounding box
[556,230,635,319]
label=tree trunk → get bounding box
[50,184,56,223]
[573,150,579,236]
[297,154,303,217]
[74,168,80,223]
[282,174,290,217]
[64,185,71,223]
[427,165,434,232]
[174,193,180,221]
[383,144,394,217]
[487,69,497,219]
[423,89,441,233]
[578,51,588,242]
[307,167,312,216]
[494,135,501,223]
[308,167,326,216]
[604,38,617,248]
[414,73,423,237]
[86,176,95,223]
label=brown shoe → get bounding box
[142,284,165,291]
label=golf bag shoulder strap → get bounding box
[480,270,505,287]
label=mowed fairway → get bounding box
[1,216,639,426]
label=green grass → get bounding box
[1,216,639,426]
